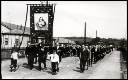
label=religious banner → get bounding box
[34,13,48,30]
[29,2,55,45]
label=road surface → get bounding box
[1,50,121,79]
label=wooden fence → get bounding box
[1,47,26,60]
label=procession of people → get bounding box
[8,39,116,75]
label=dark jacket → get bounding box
[38,45,47,62]
[80,48,89,60]
[25,46,30,56]
[28,46,35,61]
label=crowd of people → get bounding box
[10,41,115,75]
[117,45,127,64]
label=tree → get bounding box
[91,37,100,44]
[119,39,127,46]
[75,41,81,45]
[104,41,110,45]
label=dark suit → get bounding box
[76,47,80,57]
[58,47,63,62]
[28,46,34,70]
[91,47,95,63]
[80,48,89,72]
[72,47,76,56]
[33,46,38,64]
[65,46,70,57]
[38,46,47,71]
[25,46,30,65]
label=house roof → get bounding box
[1,22,30,34]
[3,29,30,35]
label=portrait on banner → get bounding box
[34,13,48,30]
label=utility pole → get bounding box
[84,22,86,45]
[96,30,97,38]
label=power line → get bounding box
[59,10,96,33]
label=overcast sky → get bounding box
[1,1,127,39]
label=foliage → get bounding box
[91,37,100,44]
[119,39,127,46]
[75,41,81,45]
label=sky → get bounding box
[1,1,127,39]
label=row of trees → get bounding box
[75,37,127,46]
[119,39,127,46]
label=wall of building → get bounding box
[20,36,30,47]
[1,34,30,48]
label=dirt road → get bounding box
[1,51,121,79]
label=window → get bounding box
[15,39,19,46]
[5,38,8,45]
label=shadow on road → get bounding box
[73,69,81,73]
[22,63,30,69]
[34,66,40,70]
[23,63,28,65]
[22,65,30,69]
[76,67,80,69]
[44,70,53,75]
[22,64,48,71]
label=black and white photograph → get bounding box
[1,1,127,79]
[34,13,48,30]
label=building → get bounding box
[1,22,30,49]
[1,21,121,49]
[53,37,76,46]
[1,22,76,49]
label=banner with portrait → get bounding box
[34,13,48,30]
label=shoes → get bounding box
[14,68,16,72]
[80,71,84,73]
[57,68,59,72]
[10,65,13,68]
[44,67,47,70]
[52,72,57,75]
[30,68,33,70]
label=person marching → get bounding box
[91,45,95,64]
[33,45,37,64]
[79,45,89,73]
[10,43,21,72]
[57,44,62,62]
[88,45,92,67]
[76,45,81,58]
[94,45,98,64]
[28,44,35,70]
[72,46,76,56]
[41,46,47,70]
[58,44,64,61]
[37,43,43,71]
[48,49,59,75]
[25,42,30,66]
